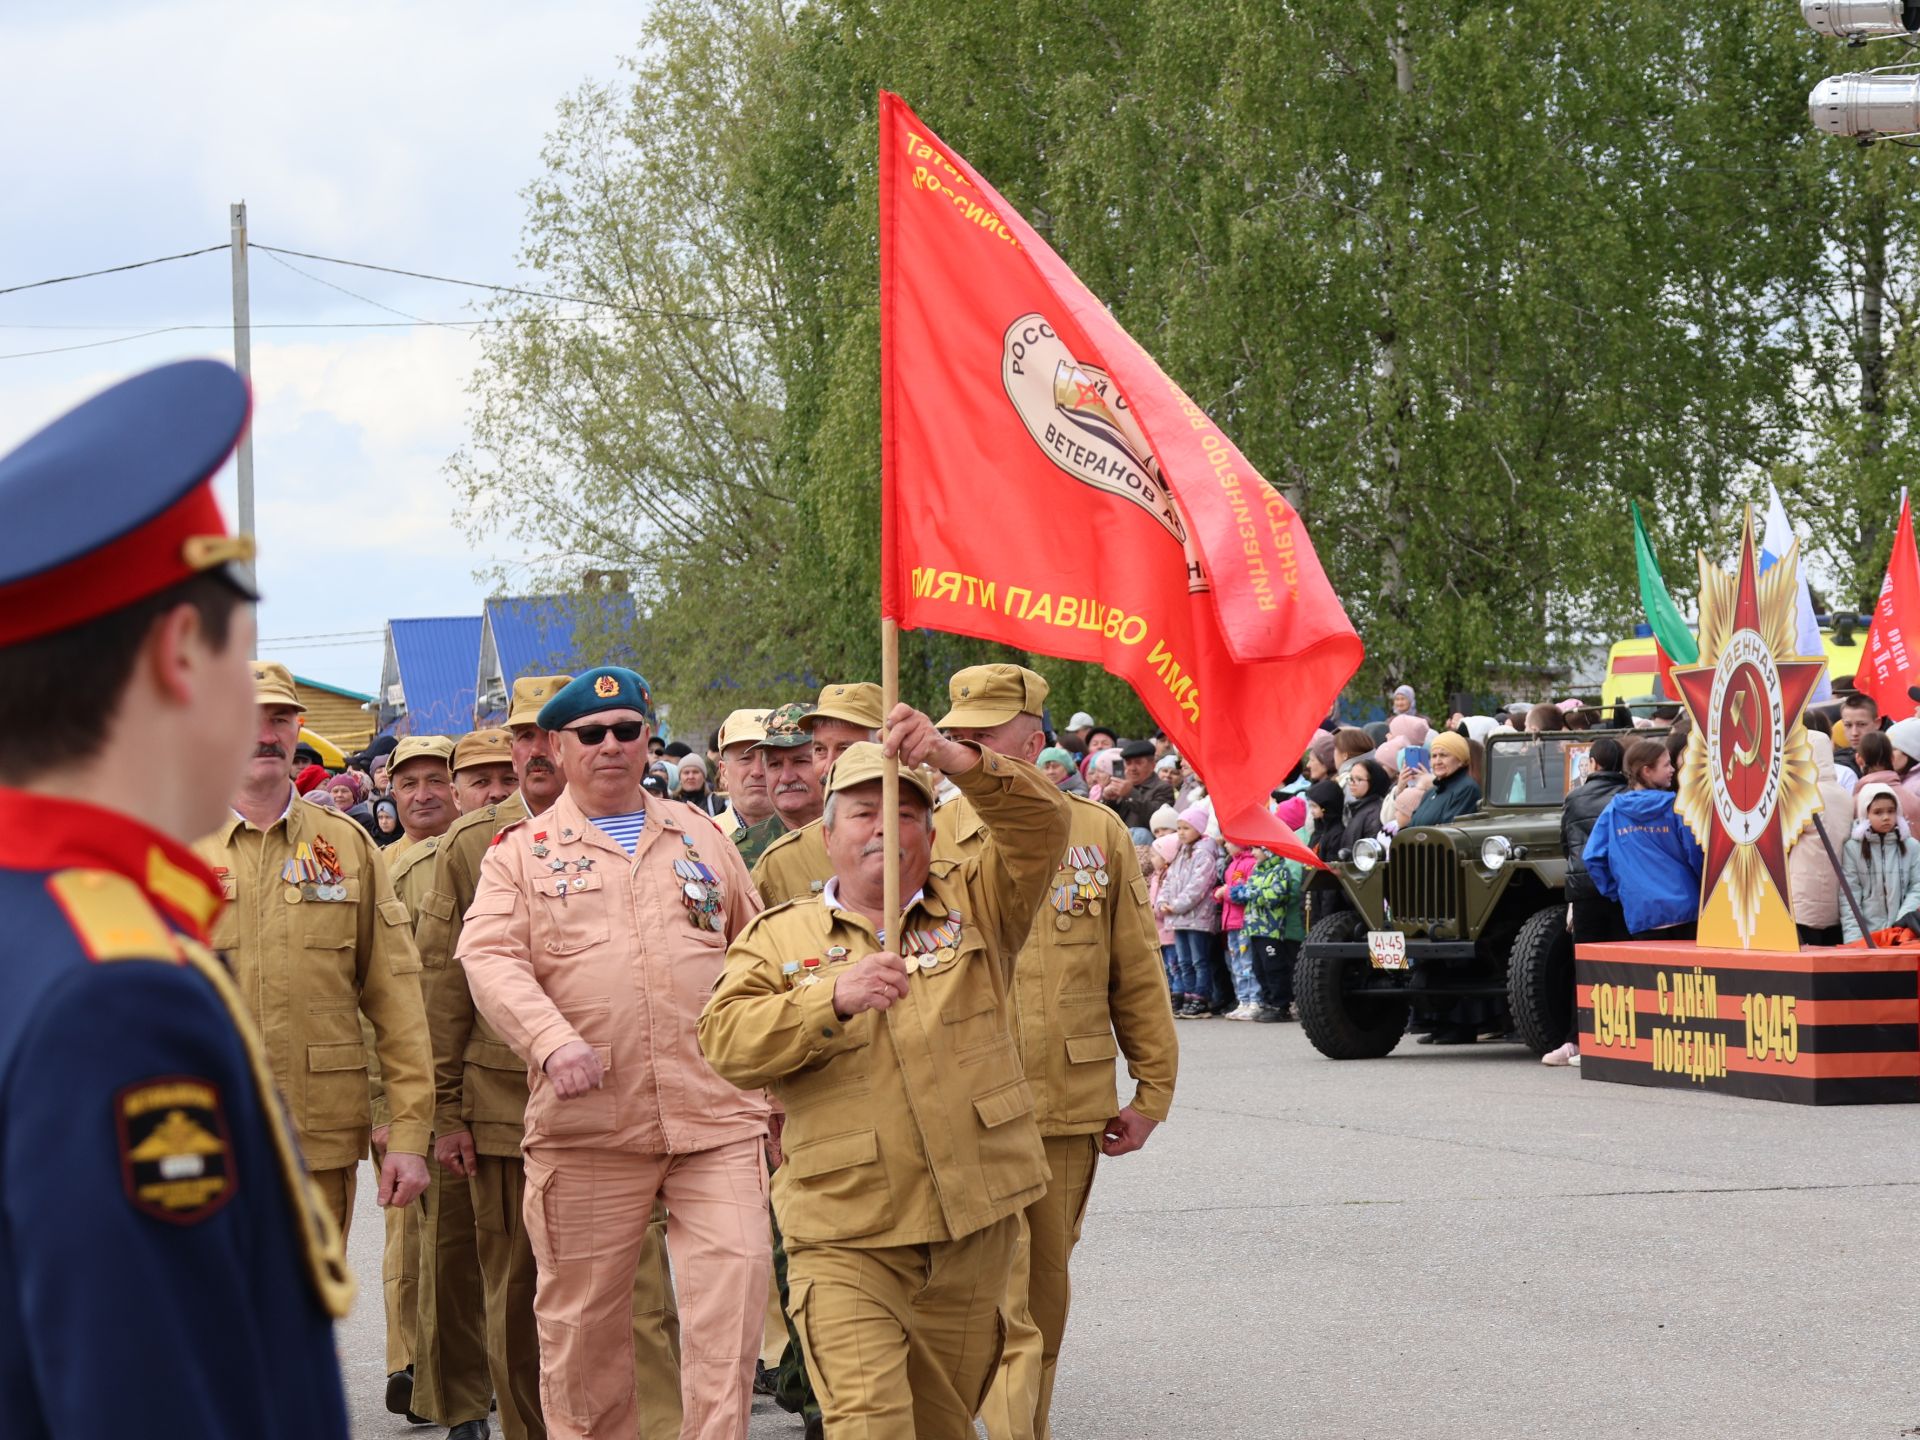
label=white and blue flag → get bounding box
[1760,482,1834,704]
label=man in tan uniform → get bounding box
[395,730,501,1440]
[931,666,1179,1440]
[700,716,1070,1439]
[423,677,684,1440]
[751,682,884,908]
[453,727,517,813]
[460,667,770,1440]
[198,662,432,1238]
[714,708,785,867]
[367,734,464,1425]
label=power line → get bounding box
[0,326,200,359]
[258,629,385,643]
[0,244,231,297]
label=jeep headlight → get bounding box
[1480,836,1512,871]
[1352,837,1383,874]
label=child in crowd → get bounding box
[1242,843,1305,1021]
[1149,831,1180,996]
[1216,842,1262,1019]
[1842,783,1920,943]
[1155,805,1221,1017]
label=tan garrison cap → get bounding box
[801,682,885,733]
[251,661,301,709]
[717,708,770,753]
[452,727,513,773]
[752,701,812,751]
[507,674,572,729]
[389,735,454,774]
[824,741,935,806]
[934,664,1049,729]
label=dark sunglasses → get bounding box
[564,721,647,746]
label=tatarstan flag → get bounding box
[1632,500,1698,700]
[877,91,1362,866]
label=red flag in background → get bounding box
[1858,494,1920,718]
[877,92,1363,865]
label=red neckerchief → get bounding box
[0,787,223,942]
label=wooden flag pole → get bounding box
[882,617,902,950]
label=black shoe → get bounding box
[446,1423,489,1440]
[1252,1005,1283,1023]
[804,1416,825,1440]
[753,1360,778,1397]
[386,1368,415,1418]
[1430,1025,1478,1045]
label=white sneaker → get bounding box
[1227,1003,1258,1021]
[1541,1041,1580,1067]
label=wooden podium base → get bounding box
[1576,942,1920,1105]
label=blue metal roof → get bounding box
[480,594,639,718]
[389,616,481,736]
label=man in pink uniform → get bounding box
[459,666,771,1439]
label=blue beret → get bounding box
[537,666,656,730]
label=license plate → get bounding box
[1366,930,1408,970]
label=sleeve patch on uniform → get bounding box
[116,1076,235,1224]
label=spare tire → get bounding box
[1296,910,1409,1059]
[1506,904,1574,1055]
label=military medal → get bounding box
[900,910,963,974]
[674,854,724,931]
[826,946,848,960]
[799,956,823,987]
[782,960,802,989]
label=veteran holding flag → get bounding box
[459,666,770,1440]
[699,706,1070,1439]
[929,666,1178,1440]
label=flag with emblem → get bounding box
[1858,492,1920,717]
[876,91,1361,865]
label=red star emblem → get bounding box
[1072,375,1104,409]
[1671,525,1824,910]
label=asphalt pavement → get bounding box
[340,1019,1920,1439]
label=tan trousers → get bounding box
[382,1196,422,1372]
[978,1135,1100,1440]
[471,1153,686,1440]
[759,1267,789,1369]
[787,1212,1018,1440]
[524,1139,767,1440]
[412,1152,492,1424]
[311,1164,357,1243]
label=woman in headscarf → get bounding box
[675,752,725,816]
[1038,745,1089,796]
[371,797,404,848]
[326,769,378,838]
[1395,732,1483,828]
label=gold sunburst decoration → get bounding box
[1670,508,1826,951]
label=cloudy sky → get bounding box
[0,0,644,694]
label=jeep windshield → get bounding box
[1483,732,1606,809]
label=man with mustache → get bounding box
[756,702,826,838]
[369,735,488,1436]
[456,675,733,1440]
[415,676,682,1440]
[197,662,433,1243]
[750,683,884,909]
[0,360,353,1436]
[699,714,1070,1439]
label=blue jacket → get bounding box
[0,793,349,1440]
[1582,788,1704,935]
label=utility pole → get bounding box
[229,201,255,541]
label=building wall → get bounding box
[296,685,374,751]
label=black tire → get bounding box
[1295,911,1410,1060]
[1506,904,1574,1055]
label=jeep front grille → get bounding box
[1385,834,1459,929]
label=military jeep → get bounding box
[1295,729,1652,1060]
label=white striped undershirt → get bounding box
[589,810,647,855]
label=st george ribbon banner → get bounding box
[876,91,1362,865]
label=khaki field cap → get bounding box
[507,674,572,729]
[824,741,935,807]
[935,664,1050,730]
[252,661,302,710]
[717,708,770,753]
[389,735,454,774]
[801,682,885,732]
[453,727,513,772]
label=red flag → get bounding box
[877,92,1362,865]
[1858,494,1920,717]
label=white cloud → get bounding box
[0,0,649,695]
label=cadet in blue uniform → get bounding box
[0,360,353,1437]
